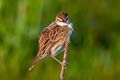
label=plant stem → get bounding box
[60,41,69,80]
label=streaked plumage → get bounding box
[29,12,73,70]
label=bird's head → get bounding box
[56,12,69,24]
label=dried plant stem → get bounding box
[60,41,69,80]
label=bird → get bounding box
[29,12,73,71]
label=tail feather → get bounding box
[29,57,39,71]
[29,64,35,71]
[29,54,47,71]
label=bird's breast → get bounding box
[51,40,65,56]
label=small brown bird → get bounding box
[29,12,73,71]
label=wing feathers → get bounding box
[29,23,71,70]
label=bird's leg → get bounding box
[49,54,65,67]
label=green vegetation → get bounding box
[0,0,120,80]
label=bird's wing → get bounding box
[29,23,68,70]
[37,24,66,57]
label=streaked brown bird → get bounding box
[29,12,73,71]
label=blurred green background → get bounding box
[0,0,120,80]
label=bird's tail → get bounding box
[29,53,47,71]
[29,56,39,71]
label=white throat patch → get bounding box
[57,21,68,26]
[56,21,74,31]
